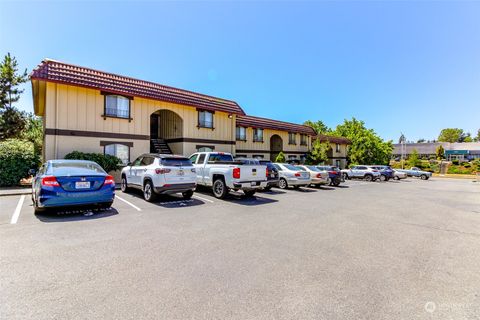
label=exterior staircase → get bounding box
[150,139,173,154]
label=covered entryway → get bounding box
[270,134,283,161]
[150,110,183,155]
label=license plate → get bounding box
[75,181,90,189]
[178,170,184,176]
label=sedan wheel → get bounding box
[279,178,288,189]
[394,176,400,180]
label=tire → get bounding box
[244,190,256,197]
[293,185,300,189]
[121,175,130,193]
[420,174,428,180]
[212,179,228,199]
[33,199,44,214]
[394,176,400,181]
[379,175,387,182]
[143,180,157,202]
[263,186,272,191]
[182,190,194,200]
[333,179,341,187]
[278,178,288,189]
[364,174,373,182]
[343,173,349,180]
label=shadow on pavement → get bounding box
[35,207,119,223]
[123,190,208,208]
[195,188,278,206]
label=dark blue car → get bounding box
[32,160,115,213]
[370,165,394,181]
[316,165,343,186]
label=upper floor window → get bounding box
[104,143,130,165]
[197,146,214,152]
[253,128,263,142]
[336,143,340,152]
[288,132,296,145]
[236,126,246,141]
[198,110,214,128]
[300,134,307,145]
[105,95,130,119]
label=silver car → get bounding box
[342,165,381,182]
[392,169,408,180]
[297,165,330,186]
[273,163,311,189]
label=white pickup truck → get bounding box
[188,152,268,199]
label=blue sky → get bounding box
[1,1,479,142]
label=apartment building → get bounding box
[31,59,316,163]
[314,134,351,169]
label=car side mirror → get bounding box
[29,169,37,175]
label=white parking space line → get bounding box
[115,195,142,211]
[10,195,25,224]
[192,195,215,203]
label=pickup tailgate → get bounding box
[236,165,266,182]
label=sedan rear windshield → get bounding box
[161,158,193,167]
[50,162,105,173]
[305,166,320,171]
[285,164,302,171]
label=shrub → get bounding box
[64,151,122,172]
[452,159,459,165]
[0,139,40,186]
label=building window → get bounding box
[336,160,341,168]
[253,154,264,159]
[300,134,307,146]
[236,126,246,141]
[198,110,214,128]
[197,145,214,152]
[336,143,340,153]
[104,143,130,165]
[288,132,296,145]
[288,155,297,160]
[105,95,130,119]
[236,154,247,158]
[253,128,263,142]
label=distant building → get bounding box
[392,142,480,161]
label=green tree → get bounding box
[438,128,465,143]
[0,106,26,139]
[330,118,393,165]
[463,133,473,142]
[21,113,43,154]
[475,129,480,142]
[303,120,330,134]
[408,149,420,167]
[306,139,330,164]
[417,138,425,143]
[274,151,286,162]
[0,53,28,109]
[435,145,445,160]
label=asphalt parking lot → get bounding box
[1,178,479,319]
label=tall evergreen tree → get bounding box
[0,53,28,109]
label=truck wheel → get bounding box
[244,190,256,197]
[364,174,373,182]
[121,175,130,193]
[212,179,228,199]
[279,178,288,189]
[182,190,194,200]
[143,180,157,202]
[420,174,428,180]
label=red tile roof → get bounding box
[30,59,245,115]
[315,134,351,144]
[236,115,316,135]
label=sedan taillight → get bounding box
[316,173,322,178]
[41,176,60,187]
[104,175,115,185]
[294,172,301,177]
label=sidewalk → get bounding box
[0,184,122,197]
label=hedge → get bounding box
[0,139,40,187]
[64,151,122,173]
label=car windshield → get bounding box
[161,158,192,167]
[208,154,234,162]
[50,161,105,173]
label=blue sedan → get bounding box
[32,160,115,213]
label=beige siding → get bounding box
[236,128,310,153]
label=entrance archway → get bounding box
[270,134,283,161]
[150,110,183,155]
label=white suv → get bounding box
[121,154,196,201]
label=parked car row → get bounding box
[31,152,426,213]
